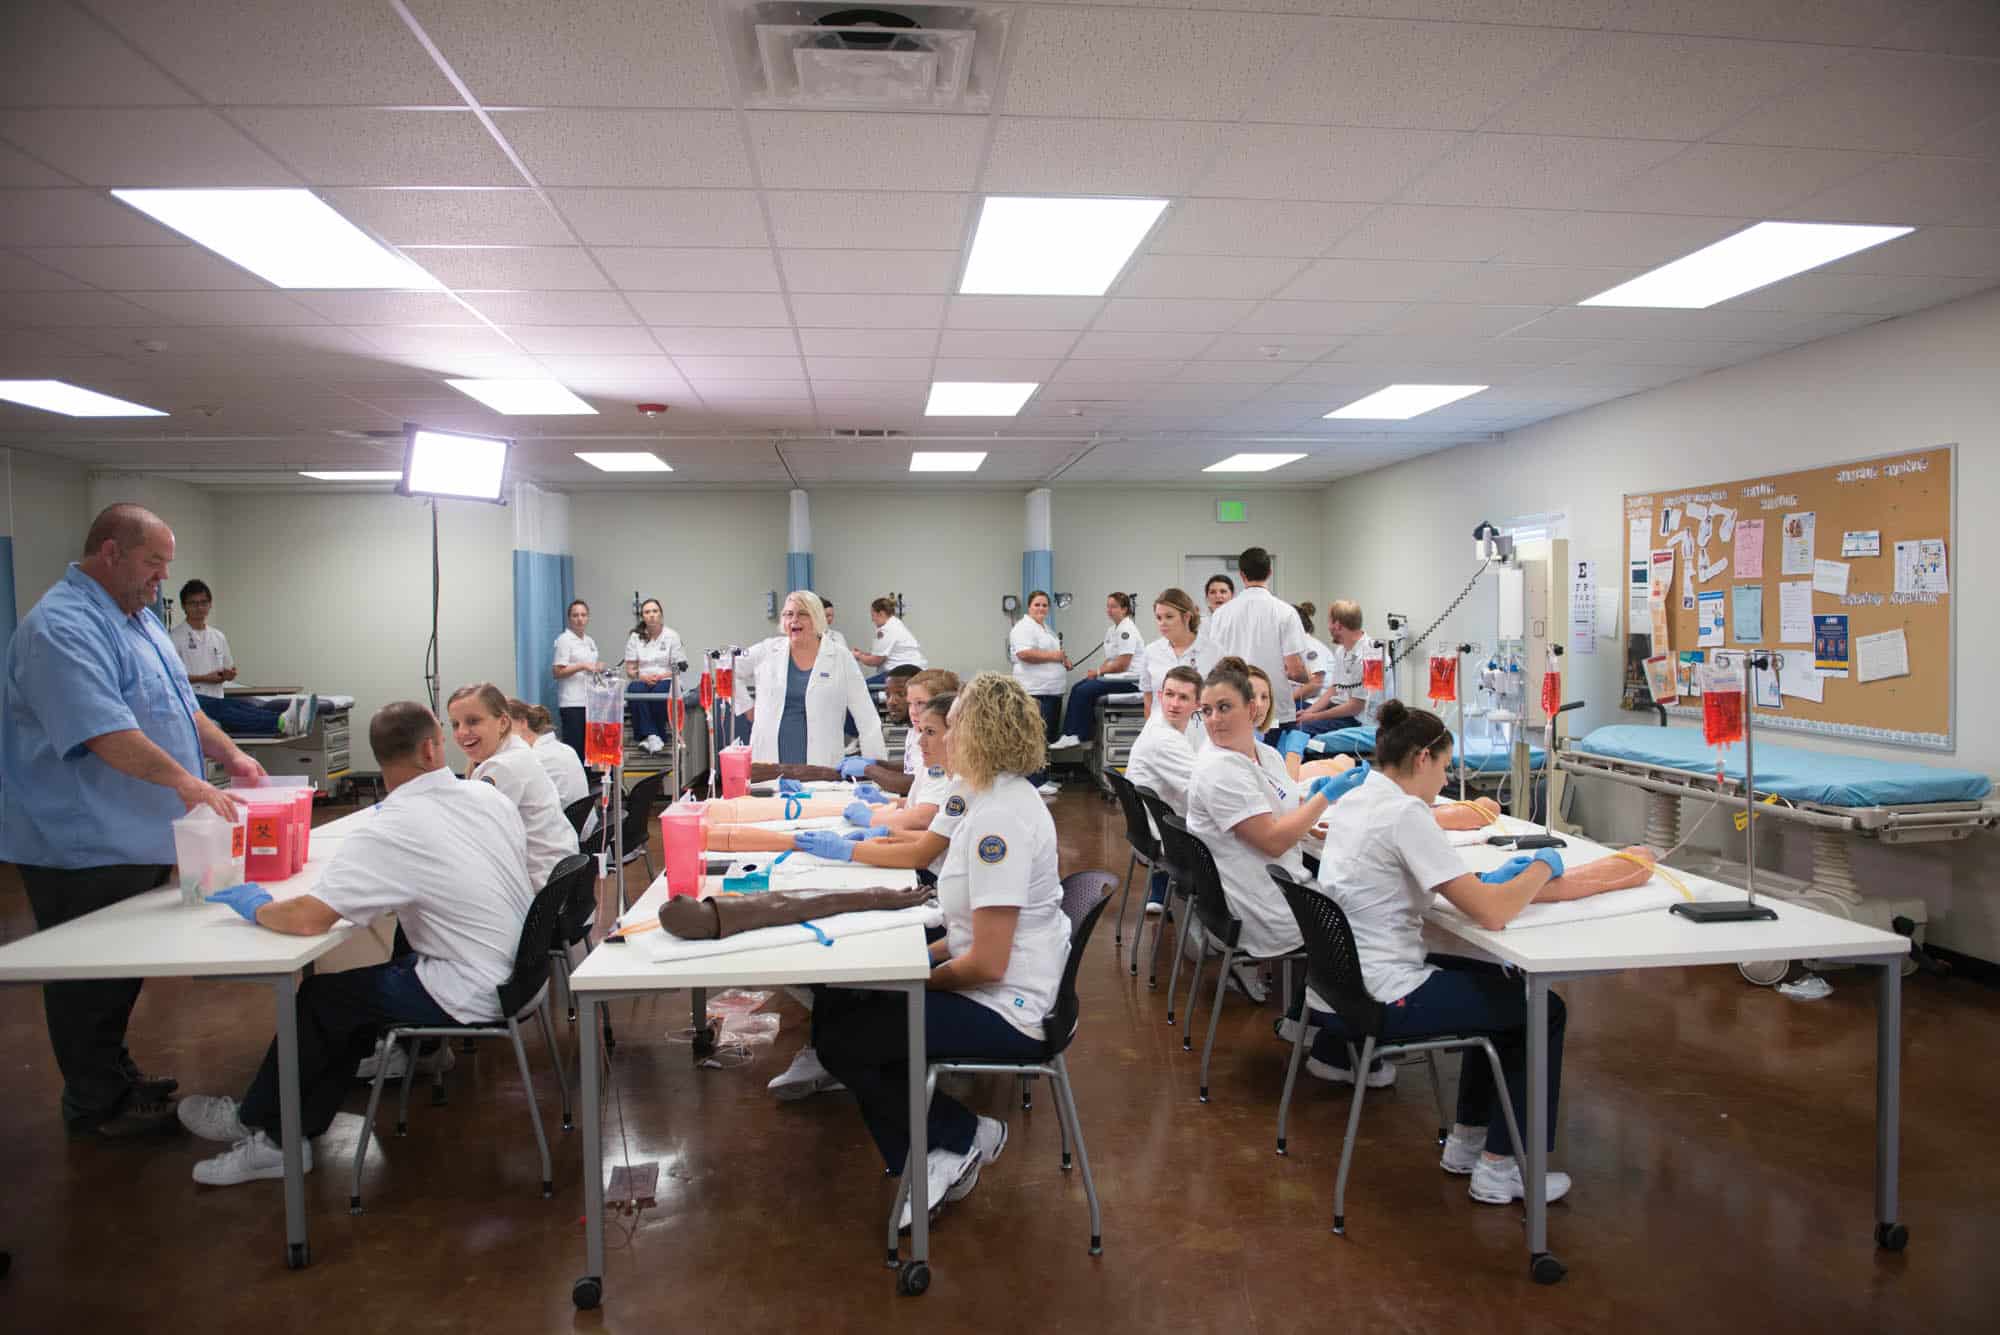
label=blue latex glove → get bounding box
[865,825,893,839]
[206,883,273,922]
[1307,761,1369,805]
[840,829,870,842]
[1278,729,1312,758]
[837,756,872,780]
[843,801,879,827]
[776,777,804,795]
[851,781,886,804]
[1530,848,1565,879]
[794,830,856,862]
[1479,855,1535,884]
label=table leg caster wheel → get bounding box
[896,1260,930,1296]
[1530,1252,1567,1286]
[572,1276,602,1310]
[286,1242,310,1270]
[1875,1222,1909,1252]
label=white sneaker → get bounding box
[193,1131,313,1187]
[1143,901,1165,917]
[1051,735,1083,751]
[971,1114,1008,1169]
[767,1046,845,1101]
[177,1094,250,1143]
[355,1037,456,1083]
[1469,1153,1571,1205]
[1225,962,1269,1004]
[1305,1055,1397,1089]
[1273,1015,1306,1044]
[902,1144,982,1230]
[1440,1125,1485,1175]
[1037,781,1061,798]
[280,697,300,736]
[642,734,665,754]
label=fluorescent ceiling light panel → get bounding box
[960,196,1168,296]
[0,379,166,417]
[110,188,442,290]
[1325,384,1488,420]
[445,378,597,415]
[909,452,987,473]
[925,381,1038,417]
[575,451,672,472]
[298,470,402,481]
[1203,453,1305,473]
[403,427,510,502]
[1580,221,1914,309]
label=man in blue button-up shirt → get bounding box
[1,503,266,1137]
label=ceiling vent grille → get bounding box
[720,2,1010,111]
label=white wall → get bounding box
[3,449,92,622]
[1321,286,2000,958]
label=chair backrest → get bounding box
[496,859,585,1019]
[563,794,596,835]
[1043,870,1118,1057]
[1156,810,1241,947]
[1132,786,1184,883]
[620,771,669,847]
[547,851,598,948]
[1269,864,1384,1039]
[1103,769,1159,863]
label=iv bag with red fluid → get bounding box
[1361,651,1386,693]
[1427,655,1458,704]
[1540,649,1561,717]
[1701,658,1745,748]
[716,660,734,699]
[699,668,713,711]
[669,691,685,734]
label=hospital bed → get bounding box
[1087,676,1146,801]
[1304,725,1547,813]
[224,691,355,795]
[1558,725,1999,981]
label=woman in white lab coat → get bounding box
[1052,592,1146,751]
[447,682,580,888]
[736,590,884,768]
[623,598,686,755]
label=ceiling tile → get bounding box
[1496,212,1749,266]
[1174,361,1299,384]
[677,355,806,381]
[457,290,636,325]
[405,0,730,107]
[496,110,751,188]
[796,329,935,357]
[1148,199,1370,259]
[0,252,86,291]
[1116,255,1304,300]
[323,188,572,246]
[1196,335,1340,362]
[1069,330,1215,359]
[1725,271,1996,317]
[0,109,294,187]
[1092,298,1257,331]
[122,291,328,325]
[1373,303,1551,337]
[1923,114,2000,162]
[652,327,803,356]
[1247,17,1580,130]
[624,291,791,326]
[0,189,181,245]
[289,291,483,324]
[1401,134,1686,208]
[1049,359,1186,383]
[1233,300,1406,334]
[791,294,944,328]
[0,141,73,187]
[1599,0,1910,44]
[1716,50,2000,153]
[765,192,970,250]
[23,245,261,291]
[1007,10,1308,120]
[1818,226,2000,278]
[0,290,160,326]
[354,324,519,357]
[981,118,1223,195]
[0,2,197,106]
[1275,258,1476,302]
[803,357,931,382]
[946,296,1104,330]
[1586,143,1891,216]
[231,109,519,187]
[501,325,658,355]
[1327,205,1570,263]
[405,245,608,289]
[779,250,959,295]
[531,354,684,383]
[86,0,454,104]
[685,380,812,401]
[1425,263,1639,305]
[930,357,1062,382]
[936,328,1076,358]
[1193,125,1464,201]
[1505,305,1836,342]
[746,113,986,191]
[594,247,779,292]
[1873,0,2000,58]
[1783,156,2000,226]
[547,189,767,247]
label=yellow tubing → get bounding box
[1611,849,1693,901]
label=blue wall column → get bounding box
[786,488,814,594]
[1023,486,1054,632]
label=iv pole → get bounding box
[1670,648,1779,924]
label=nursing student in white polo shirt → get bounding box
[173,578,303,738]
[1202,547,1308,740]
[1007,590,1068,796]
[448,682,579,888]
[1125,664,1204,916]
[1051,591,1145,751]
[551,598,604,764]
[1137,586,1218,735]
[854,596,926,685]
[176,702,535,1186]
[507,698,589,807]
[624,598,685,756]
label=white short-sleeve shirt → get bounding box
[174,623,233,699]
[1125,713,1199,817]
[1138,633,1220,723]
[907,762,953,812]
[1204,586,1310,725]
[935,774,1071,1038]
[871,615,927,671]
[1101,616,1144,672]
[925,776,971,877]
[309,767,536,1023]
[531,730,589,806]
[1297,635,1332,690]
[624,627,685,678]
[472,734,580,888]
[1315,769,1467,1003]
[553,629,600,709]
[1009,616,1065,696]
[1187,742,1306,958]
[1323,635,1384,726]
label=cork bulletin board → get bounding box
[1619,445,1956,751]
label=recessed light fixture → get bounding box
[1203,453,1305,473]
[575,451,672,472]
[1580,221,1914,309]
[925,381,1038,417]
[909,451,987,473]
[298,470,403,481]
[445,378,597,415]
[0,379,167,417]
[960,196,1169,296]
[110,188,442,290]
[1325,384,1488,420]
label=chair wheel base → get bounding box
[393,1121,407,1136]
[562,1116,574,1132]
[1198,1087,1209,1102]
[1531,1253,1566,1285]
[572,1276,601,1310]
[1060,1153,1071,1170]
[286,1242,310,1269]
[896,1260,930,1296]
[1182,1037,1192,1052]
[1332,1214,1345,1235]
[1436,1127,1448,1146]
[541,1179,553,1199]
[1276,1139,1287,1156]
[1876,1221,1909,1252]
[1089,1235,1102,1256]
[885,1248,901,1269]
[348,1196,362,1215]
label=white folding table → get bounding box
[0,809,371,1270]
[567,866,935,1310]
[1423,827,1911,1284]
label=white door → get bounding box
[1184,552,1274,603]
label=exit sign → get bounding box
[1216,499,1247,523]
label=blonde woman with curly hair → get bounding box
[814,673,1071,1227]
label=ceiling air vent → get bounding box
[720,1,1011,111]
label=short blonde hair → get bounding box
[908,668,960,698]
[950,672,1046,789]
[783,589,828,636]
[1327,599,1363,633]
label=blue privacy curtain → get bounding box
[0,534,16,653]
[511,482,574,713]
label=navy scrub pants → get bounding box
[1059,676,1125,743]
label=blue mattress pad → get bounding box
[1573,725,1991,806]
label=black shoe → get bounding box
[67,1097,181,1139]
[129,1071,179,1100]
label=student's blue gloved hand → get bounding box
[843,801,879,827]
[1307,761,1369,804]
[1530,848,1564,879]
[1279,729,1312,758]
[1479,855,1535,884]
[776,777,804,795]
[205,883,272,922]
[840,829,870,842]
[851,782,887,804]
[794,830,856,862]
[838,756,873,780]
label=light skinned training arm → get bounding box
[1531,848,1657,902]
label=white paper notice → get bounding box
[1715,506,1737,543]
[1843,530,1880,558]
[1813,559,1850,596]
[1629,514,1651,558]
[1596,585,1621,638]
[1697,590,1726,647]
[1778,580,1814,643]
[1781,510,1816,576]
[1777,650,1825,702]
[1893,539,1948,596]
[1753,664,1782,710]
[1856,628,1911,684]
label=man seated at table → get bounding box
[174,701,535,1187]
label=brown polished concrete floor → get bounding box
[2,790,1996,1333]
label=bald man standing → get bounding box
[1,503,267,1137]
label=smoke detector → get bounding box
[722,2,1010,111]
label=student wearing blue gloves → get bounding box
[1313,700,1649,1209]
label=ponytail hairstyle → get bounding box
[632,597,662,640]
[1297,600,1317,637]
[1154,586,1199,635]
[1203,656,1255,709]
[447,682,513,730]
[1108,590,1134,617]
[1374,699,1453,771]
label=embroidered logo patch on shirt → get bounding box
[977,834,1007,864]
[928,765,945,776]
[945,795,967,817]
